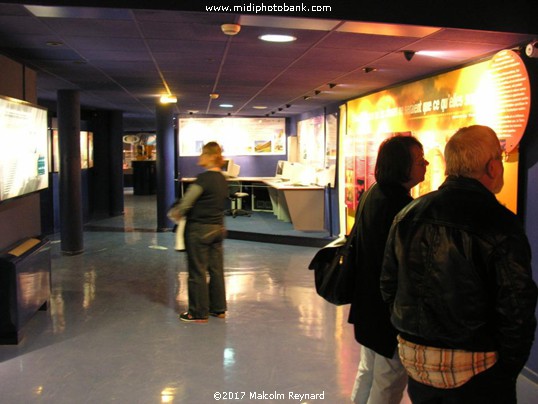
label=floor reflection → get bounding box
[1,194,535,403]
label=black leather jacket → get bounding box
[381,176,537,377]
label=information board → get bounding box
[0,96,48,202]
[178,117,286,156]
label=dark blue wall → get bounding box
[520,59,538,379]
[178,154,285,178]
[523,137,538,379]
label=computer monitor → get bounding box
[280,161,294,181]
[275,160,286,177]
[221,159,240,177]
[221,158,232,172]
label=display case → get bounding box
[0,237,51,344]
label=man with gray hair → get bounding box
[380,125,537,403]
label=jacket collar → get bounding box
[440,176,493,197]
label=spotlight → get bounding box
[403,50,415,62]
[328,83,337,89]
[314,90,321,95]
[303,95,311,100]
[363,67,377,73]
[525,41,538,58]
[286,104,291,108]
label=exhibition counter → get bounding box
[180,177,325,232]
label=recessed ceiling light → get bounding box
[259,34,297,43]
[219,104,234,108]
[160,94,177,104]
[252,106,267,110]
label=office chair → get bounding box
[225,182,251,218]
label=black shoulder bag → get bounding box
[308,185,373,305]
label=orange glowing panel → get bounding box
[344,50,529,214]
[485,50,531,153]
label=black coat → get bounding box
[348,182,413,358]
[381,176,537,377]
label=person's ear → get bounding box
[485,159,498,179]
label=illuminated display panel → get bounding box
[344,50,530,215]
[178,117,286,156]
[50,129,94,171]
[0,96,48,202]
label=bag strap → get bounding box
[346,183,376,245]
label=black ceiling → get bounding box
[0,1,536,131]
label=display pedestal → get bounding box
[132,160,156,195]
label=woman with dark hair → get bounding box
[349,135,428,403]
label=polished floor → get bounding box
[0,192,536,403]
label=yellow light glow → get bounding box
[161,387,178,403]
[159,94,177,104]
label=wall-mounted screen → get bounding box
[0,96,48,202]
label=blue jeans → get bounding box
[407,363,517,404]
[184,222,226,318]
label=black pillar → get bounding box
[109,111,124,216]
[155,103,175,231]
[58,90,83,255]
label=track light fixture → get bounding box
[363,67,377,73]
[286,104,291,108]
[314,90,321,95]
[303,95,311,100]
[403,50,415,62]
[328,83,337,89]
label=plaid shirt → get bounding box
[397,335,498,389]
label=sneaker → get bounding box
[209,311,226,319]
[179,312,208,323]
